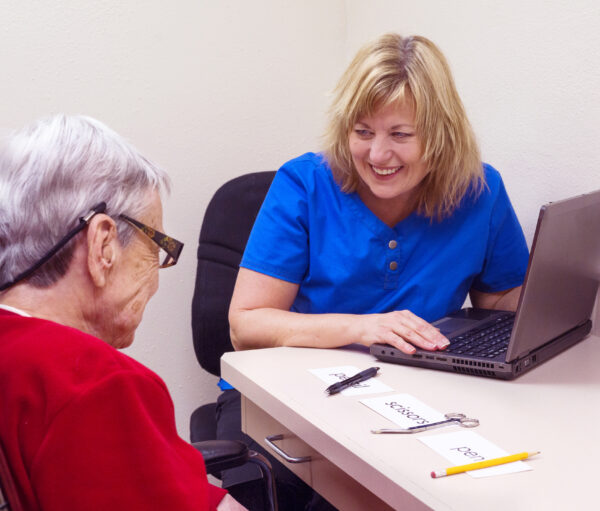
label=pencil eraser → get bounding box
[430,471,436,478]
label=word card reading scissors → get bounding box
[372,413,479,434]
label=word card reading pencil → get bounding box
[431,451,541,478]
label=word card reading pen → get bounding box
[431,451,541,478]
[326,367,380,395]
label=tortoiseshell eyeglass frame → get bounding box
[119,214,184,268]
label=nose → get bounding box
[369,135,392,164]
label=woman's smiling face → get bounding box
[348,101,430,224]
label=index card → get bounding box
[419,430,532,478]
[360,393,446,428]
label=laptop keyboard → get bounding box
[445,313,515,358]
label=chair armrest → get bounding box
[192,439,250,474]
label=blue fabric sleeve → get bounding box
[217,378,234,391]
[241,158,310,284]
[471,173,529,292]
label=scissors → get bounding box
[371,412,479,434]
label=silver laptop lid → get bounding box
[506,189,600,361]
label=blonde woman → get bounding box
[230,34,528,355]
[222,34,529,510]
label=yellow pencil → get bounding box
[431,451,540,478]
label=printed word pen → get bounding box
[431,451,540,478]
[325,367,380,395]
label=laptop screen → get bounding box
[507,190,600,361]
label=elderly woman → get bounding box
[0,115,244,510]
[222,34,529,508]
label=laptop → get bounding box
[370,188,600,379]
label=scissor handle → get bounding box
[444,412,466,420]
[444,413,479,428]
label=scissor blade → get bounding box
[371,419,454,434]
[371,428,416,434]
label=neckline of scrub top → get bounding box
[341,188,426,239]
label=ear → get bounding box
[86,215,119,288]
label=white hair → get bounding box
[0,114,170,288]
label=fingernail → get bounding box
[439,339,450,348]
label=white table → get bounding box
[222,333,600,510]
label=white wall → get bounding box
[2,0,599,437]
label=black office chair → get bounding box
[190,171,278,511]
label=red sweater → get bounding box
[0,309,226,510]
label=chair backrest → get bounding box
[191,171,276,376]
[0,440,23,511]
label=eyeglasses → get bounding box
[118,214,184,268]
[0,202,184,291]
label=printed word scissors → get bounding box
[371,413,479,434]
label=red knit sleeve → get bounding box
[30,370,227,511]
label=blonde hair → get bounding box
[323,33,484,220]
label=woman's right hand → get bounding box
[230,268,449,353]
[356,309,449,354]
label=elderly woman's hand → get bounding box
[357,310,449,354]
[216,494,249,511]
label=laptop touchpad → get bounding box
[434,317,479,336]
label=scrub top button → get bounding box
[388,240,398,249]
[389,261,398,271]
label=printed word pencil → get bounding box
[431,451,540,478]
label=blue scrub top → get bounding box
[241,152,529,322]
